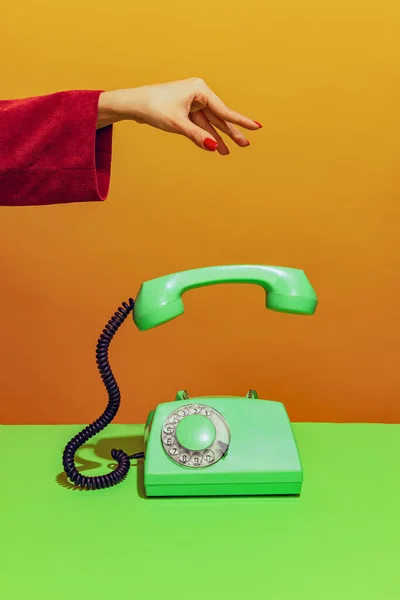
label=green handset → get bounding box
[133,264,317,331]
[62,264,318,496]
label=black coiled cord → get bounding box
[62,298,144,490]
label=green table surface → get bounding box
[1,423,399,599]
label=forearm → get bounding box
[97,90,128,129]
[96,88,148,129]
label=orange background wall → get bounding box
[1,1,399,425]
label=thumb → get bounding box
[176,117,218,151]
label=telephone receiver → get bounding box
[62,264,318,494]
[133,264,318,331]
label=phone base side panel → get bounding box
[144,481,302,497]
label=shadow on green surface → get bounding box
[56,435,145,496]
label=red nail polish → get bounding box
[254,121,262,128]
[204,138,218,151]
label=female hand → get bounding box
[97,78,262,155]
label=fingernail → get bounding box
[204,138,218,151]
[254,121,262,128]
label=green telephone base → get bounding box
[143,390,302,497]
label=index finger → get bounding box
[200,83,262,130]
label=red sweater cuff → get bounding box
[0,90,113,206]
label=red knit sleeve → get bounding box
[0,90,113,206]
